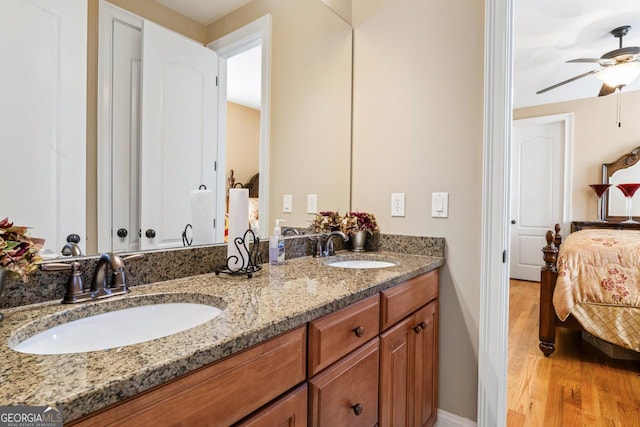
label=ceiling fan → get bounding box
[537,25,640,97]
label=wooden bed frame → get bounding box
[539,224,584,357]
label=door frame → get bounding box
[207,15,272,241]
[478,0,512,425]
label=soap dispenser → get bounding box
[269,219,286,265]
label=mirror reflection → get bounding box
[1,0,352,259]
[602,146,640,218]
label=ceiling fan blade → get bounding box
[598,83,617,97]
[536,69,600,94]
[567,58,602,63]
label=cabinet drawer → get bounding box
[235,383,308,427]
[308,295,379,376]
[72,326,306,427]
[309,338,379,427]
[380,269,438,331]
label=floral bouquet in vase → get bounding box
[1,217,45,281]
[341,212,379,251]
[309,211,344,233]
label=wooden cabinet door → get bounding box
[309,338,379,427]
[236,384,308,427]
[379,301,438,427]
[71,326,306,427]
[413,301,438,427]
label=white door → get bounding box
[1,0,86,255]
[111,20,142,252]
[140,21,219,250]
[510,115,571,281]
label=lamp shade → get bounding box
[596,62,640,87]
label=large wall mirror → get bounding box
[602,146,640,219]
[1,0,352,259]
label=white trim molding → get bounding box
[478,0,513,426]
[437,409,478,427]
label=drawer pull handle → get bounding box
[352,403,364,416]
[413,321,427,334]
[353,326,365,337]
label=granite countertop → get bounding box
[0,251,444,422]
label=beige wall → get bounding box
[227,102,261,186]
[514,90,640,223]
[208,0,352,231]
[320,0,352,24]
[352,0,484,420]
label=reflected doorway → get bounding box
[208,15,272,240]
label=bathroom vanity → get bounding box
[0,252,443,426]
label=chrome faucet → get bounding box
[282,227,300,236]
[314,231,349,257]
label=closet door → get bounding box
[140,21,218,250]
[1,0,86,255]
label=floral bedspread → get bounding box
[553,228,640,351]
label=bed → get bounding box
[539,225,640,356]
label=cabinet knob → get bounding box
[145,229,156,238]
[413,321,427,334]
[353,326,365,337]
[351,403,364,416]
[117,228,128,238]
[66,233,81,243]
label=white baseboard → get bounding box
[436,409,477,427]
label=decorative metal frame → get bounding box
[215,229,262,278]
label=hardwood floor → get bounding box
[507,279,640,427]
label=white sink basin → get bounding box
[328,260,396,269]
[12,303,222,355]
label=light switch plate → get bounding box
[283,194,293,213]
[307,194,318,214]
[391,193,405,217]
[432,192,448,218]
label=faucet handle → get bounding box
[109,253,144,294]
[40,261,90,304]
[122,253,145,264]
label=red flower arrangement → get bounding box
[0,217,45,281]
[341,211,379,237]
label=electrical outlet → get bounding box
[391,193,405,217]
[283,194,293,213]
[307,194,318,214]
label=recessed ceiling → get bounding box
[514,0,640,109]
[155,0,253,25]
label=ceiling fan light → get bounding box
[596,62,640,87]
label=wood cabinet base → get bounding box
[70,326,306,427]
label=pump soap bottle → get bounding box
[269,219,286,265]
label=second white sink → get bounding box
[12,303,222,355]
[328,260,396,269]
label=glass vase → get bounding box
[588,184,611,222]
[616,183,640,224]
